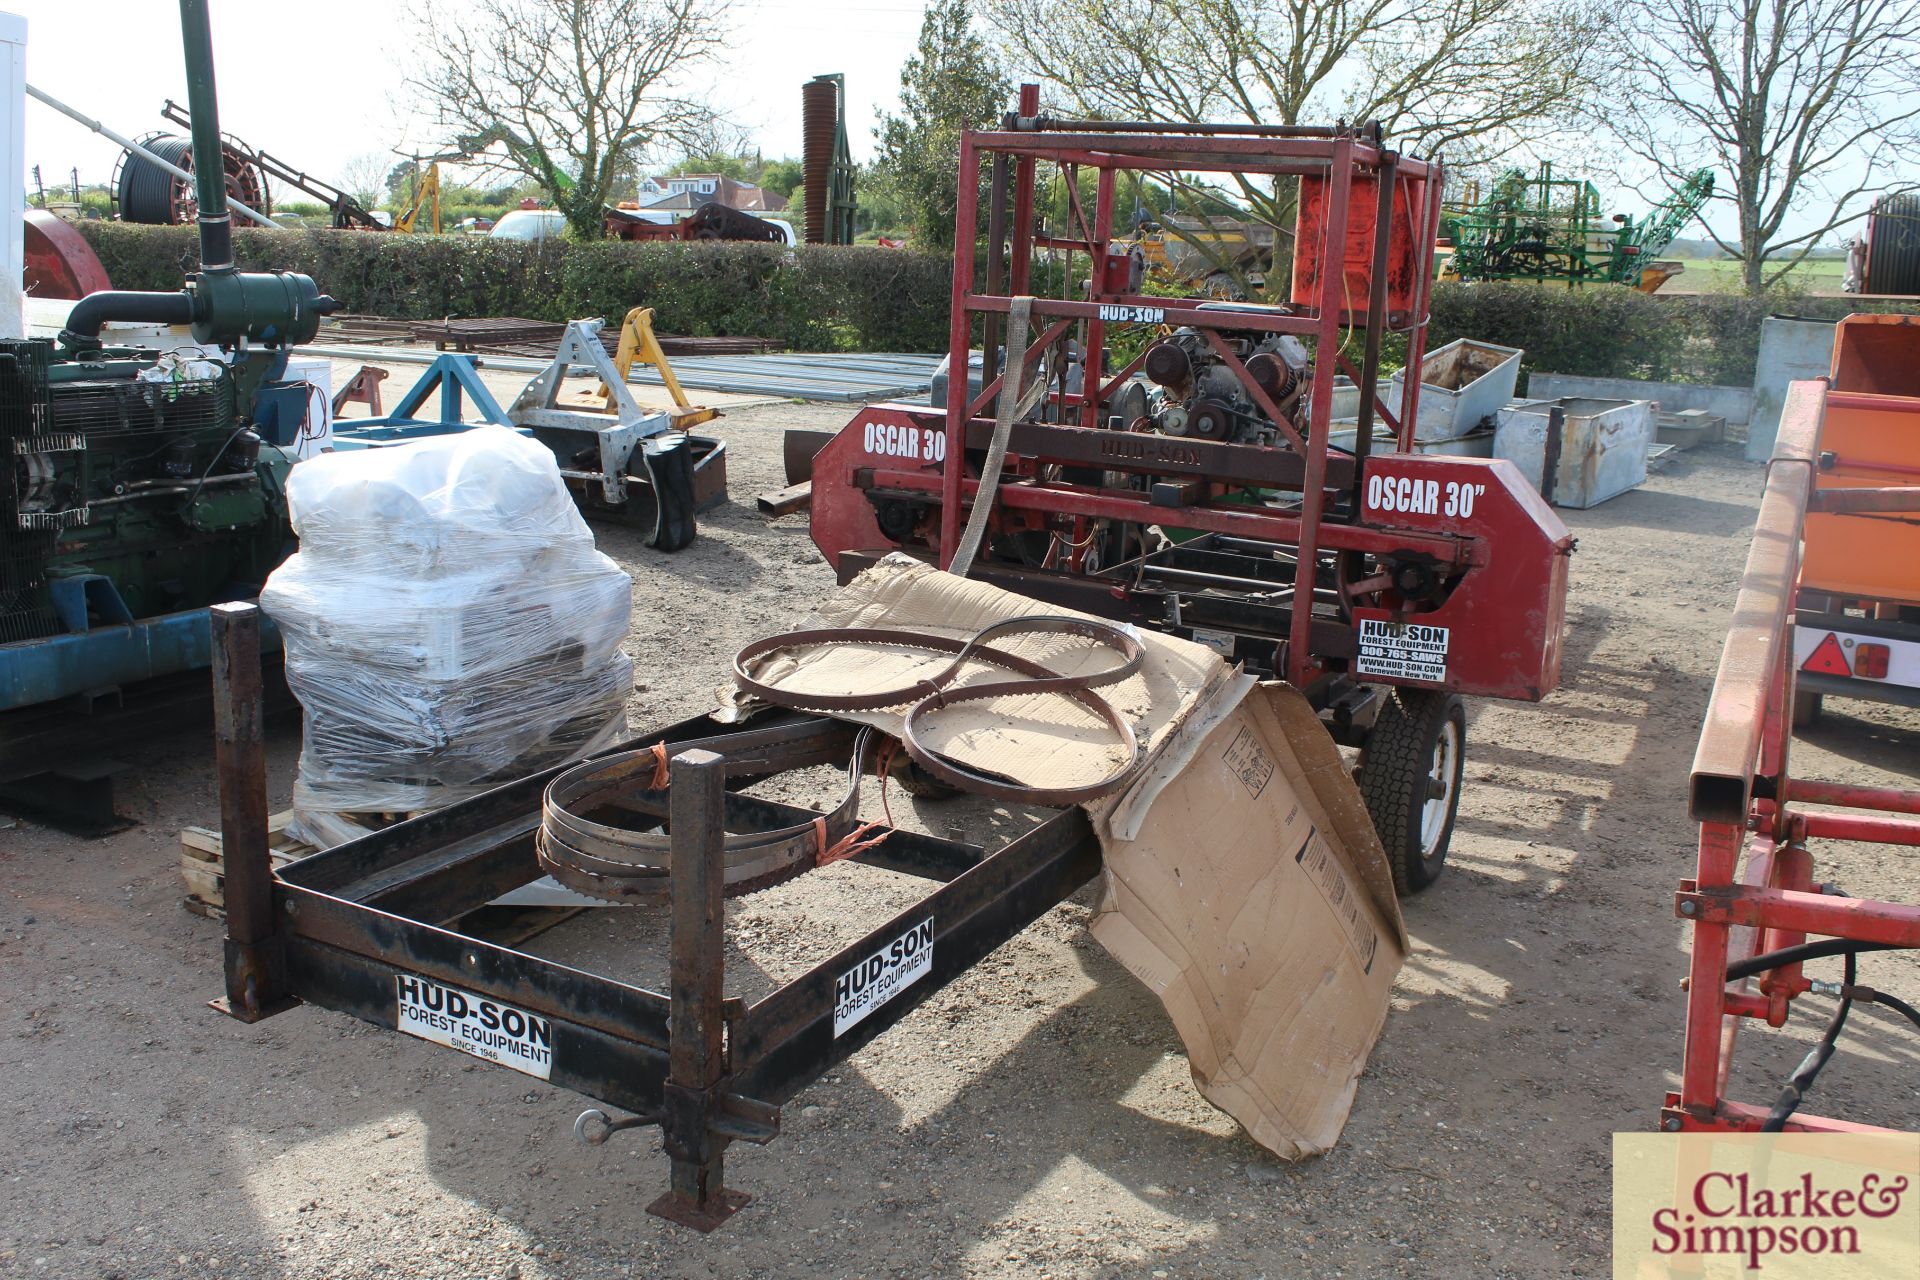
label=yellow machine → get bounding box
[594,306,717,430]
[393,162,441,235]
[1119,217,1272,296]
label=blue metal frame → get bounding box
[0,603,281,712]
[330,354,522,449]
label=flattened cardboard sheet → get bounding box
[1092,682,1405,1157]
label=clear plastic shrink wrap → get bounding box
[261,425,632,839]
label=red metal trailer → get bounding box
[1672,353,1920,1134]
[807,89,1575,892]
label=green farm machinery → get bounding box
[1442,165,1713,291]
[2,0,336,828]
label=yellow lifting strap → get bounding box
[600,306,717,429]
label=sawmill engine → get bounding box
[0,341,296,642]
[1129,321,1314,447]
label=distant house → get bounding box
[636,175,669,201]
[643,174,788,212]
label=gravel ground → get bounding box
[1,397,1915,1280]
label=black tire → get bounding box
[1357,689,1466,896]
[1792,688,1823,729]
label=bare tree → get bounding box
[408,0,732,239]
[983,0,1603,288]
[1603,0,1920,293]
[335,152,392,211]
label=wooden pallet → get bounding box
[410,317,567,352]
[179,810,313,918]
[319,313,417,346]
[181,810,586,946]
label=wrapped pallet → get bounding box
[262,425,632,845]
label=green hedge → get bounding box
[73,223,953,353]
[74,222,1920,382]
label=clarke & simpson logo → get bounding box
[1650,1168,1909,1270]
[1613,1132,1920,1278]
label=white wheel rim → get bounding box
[1419,720,1460,858]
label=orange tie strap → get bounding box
[818,820,890,867]
[646,741,670,790]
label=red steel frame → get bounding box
[1670,378,1920,1134]
[936,88,1447,689]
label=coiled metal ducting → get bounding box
[801,77,839,245]
[1866,193,1920,297]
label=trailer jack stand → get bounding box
[609,746,784,1230]
[649,1082,780,1230]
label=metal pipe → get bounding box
[1786,778,1920,815]
[1138,564,1299,595]
[1791,808,1920,847]
[23,83,276,227]
[1287,137,1352,687]
[1352,153,1398,491]
[1024,118,1362,139]
[177,0,233,270]
[983,149,1010,395]
[939,132,981,569]
[86,472,255,507]
[1008,85,1039,296]
[60,289,194,347]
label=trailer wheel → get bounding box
[1357,689,1466,895]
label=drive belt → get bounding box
[535,721,879,903]
[731,615,1145,807]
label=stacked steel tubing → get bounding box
[938,91,1444,688]
[1672,376,1920,1134]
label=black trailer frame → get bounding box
[208,603,1100,1230]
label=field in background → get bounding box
[1665,255,1848,293]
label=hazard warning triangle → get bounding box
[1802,632,1852,676]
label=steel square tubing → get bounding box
[1672,1097,1894,1135]
[1676,882,1920,945]
[969,128,1409,164]
[1289,136,1352,687]
[965,293,1327,334]
[286,885,674,1054]
[279,715,846,899]
[1689,380,1825,830]
[269,790,1096,1134]
[874,467,1468,564]
[940,128,981,563]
